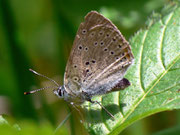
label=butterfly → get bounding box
[25,11,134,118]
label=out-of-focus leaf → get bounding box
[152,125,180,135]
[0,116,20,134]
[0,116,70,135]
[0,116,9,125]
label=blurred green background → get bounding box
[0,0,180,134]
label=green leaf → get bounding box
[84,1,180,135]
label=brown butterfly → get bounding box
[25,11,134,118]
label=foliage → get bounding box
[0,115,69,135]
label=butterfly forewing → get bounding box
[64,11,134,96]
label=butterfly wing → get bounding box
[64,11,134,97]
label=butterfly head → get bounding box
[53,86,80,103]
[53,86,66,98]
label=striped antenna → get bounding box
[29,69,59,87]
[24,86,58,95]
[24,69,60,95]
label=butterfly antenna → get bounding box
[29,69,59,87]
[24,86,58,95]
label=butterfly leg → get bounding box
[88,99,115,119]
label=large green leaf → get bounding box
[84,1,180,135]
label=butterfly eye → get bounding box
[58,89,62,96]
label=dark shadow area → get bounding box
[83,104,122,123]
[119,102,127,113]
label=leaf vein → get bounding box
[139,30,148,93]
[146,83,179,97]
[120,54,180,125]
[159,12,174,70]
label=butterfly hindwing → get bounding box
[64,11,134,96]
